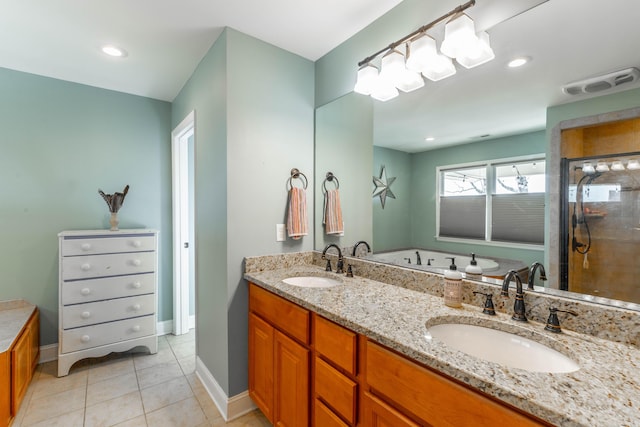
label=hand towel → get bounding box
[323,189,344,235]
[286,187,308,240]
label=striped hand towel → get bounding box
[286,187,308,240]
[323,189,344,235]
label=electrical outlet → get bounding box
[276,224,286,242]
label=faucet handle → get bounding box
[324,259,332,272]
[544,307,578,333]
[345,264,354,278]
[336,257,344,274]
[473,291,496,316]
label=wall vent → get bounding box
[562,67,640,96]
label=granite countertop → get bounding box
[0,299,37,353]
[245,264,640,427]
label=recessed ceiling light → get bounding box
[101,45,128,58]
[425,137,435,141]
[508,57,530,68]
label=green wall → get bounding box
[0,67,172,346]
[172,28,315,397]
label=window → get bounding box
[438,156,545,246]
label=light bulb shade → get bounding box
[456,31,495,69]
[596,161,610,172]
[396,69,425,93]
[627,159,640,170]
[380,49,407,88]
[440,14,479,59]
[582,162,595,175]
[354,63,379,95]
[611,161,625,171]
[422,54,456,81]
[406,34,438,72]
[370,79,399,102]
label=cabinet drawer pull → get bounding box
[81,335,91,343]
[132,325,141,332]
[81,288,91,296]
[81,311,91,319]
[81,263,91,271]
[132,259,142,266]
[81,243,92,251]
[132,240,142,248]
[132,281,142,289]
[132,304,141,311]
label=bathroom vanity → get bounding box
[245,252,639,427]
[57,229,158,376]
[0,300,39,427]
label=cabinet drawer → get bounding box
[315,357,357,425]
[366,341,546,427]
[314,314,357,375]
[315,399,349,427]
[61,234,156,256]
[249,283,309,344]
[61,273,156,305]
[61,315,155,353]
[63,294,155,329]
[62,251,156,280]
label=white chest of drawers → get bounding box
[57,229,159,376]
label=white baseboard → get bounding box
[157,319,174,335]
[39,344,58,363]
[195,356,256,421]
[189,314,195,330]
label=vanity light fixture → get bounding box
[596,161,610,172]
[101,45,128,58]
[582,162,595,175]
[354,0,494,101]
[627,159,640,170]
[611,161,625,171]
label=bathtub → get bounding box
[367,249,500,273]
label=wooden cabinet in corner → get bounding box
[248,283,310,426]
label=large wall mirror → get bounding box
[314,0,640,310]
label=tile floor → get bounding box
[12,330,271,427]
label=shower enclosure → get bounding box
[560,153,640,303]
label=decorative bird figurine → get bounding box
[98,185,129,213]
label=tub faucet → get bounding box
[528,262,547,290]
[415,251,422,265]
[352,240,371,257]
[501,270,527,322]
[322,244,344,273]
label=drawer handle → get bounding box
[132,304,141,311]
[132,240,142,248]
[132,281,142,289]
[81,263,91,271]
[81,243,92,251]
[81,335,91,343]
[132,325,141,332]
[81,311,91,319]
[132,259,142,267]
[81,288,91,296]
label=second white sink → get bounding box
[426,323,579,373]
[282,276,342,288]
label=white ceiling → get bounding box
[2,0,640,153]
[0,0,402,102]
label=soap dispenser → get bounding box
[444,257,463,308]
[465,253,483,280]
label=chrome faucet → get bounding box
[322,244,344,273]
[501,270,527,322]
[528,262,547,290]
[351,240,371,257]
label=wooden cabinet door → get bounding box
[10,327,30,416]
[29,310,40,371]
[362,392,420,427]
[0,352,10,427]
[249,313,274,423]
[274,330,309,427]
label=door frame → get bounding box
[171,111,195,335]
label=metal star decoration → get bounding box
[373,165,396,209]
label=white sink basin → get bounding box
[426,323,579,373]
[282,276,342,288]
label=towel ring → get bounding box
[288,168,308,190]
[323,172,340,193]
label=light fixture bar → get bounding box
[357,0,476,67]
